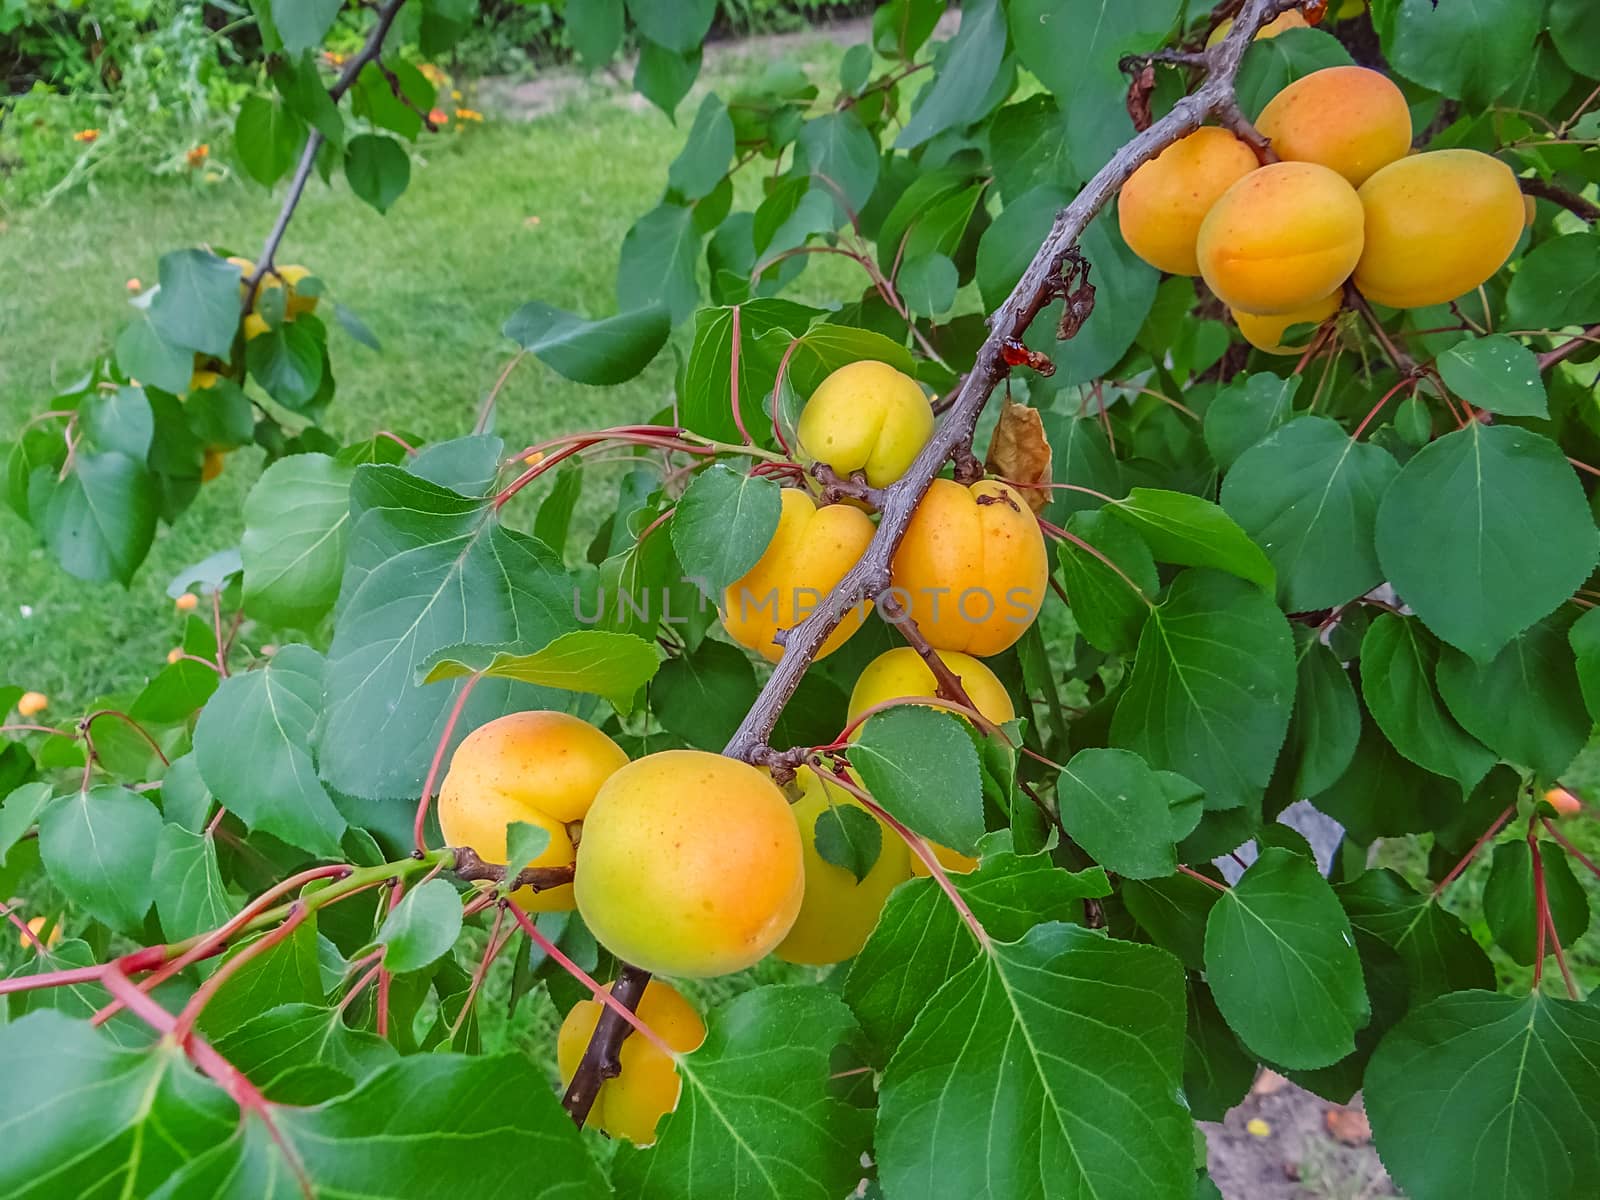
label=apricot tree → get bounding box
[4,0,1600,1197]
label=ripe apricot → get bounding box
[175,593,199,612]
[798,360,933,488]
[774,766,911,965]
[1119,128,1259,276]
[573,750,804,977]
[722,488,874,663]
[1544,787,1582,818]
[188,369,221,394]
[277,264,318,318]
[847,646,1015,729]
[1233,290,1341,355]
[19,916,61,951]
[1353,150,1524,309]
[243,313,271,340]
[888,479,1047,657]
[16,692,47,718]
[556,978,705,1143]
[1256,66,1411,187]
[1206,9,1308,45]
[1197,161,1364,315]
[200,448,227,483]
[438,711,628,913]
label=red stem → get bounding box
[1542,817,1600,885]
[414,671,484,853]
[1433,805,1515,897]
[1350,376,1417,442]
[730,304,752,447]
[1038,517,1155,607]
[1530,826,1548,991]
[172,904,309,1040]
[1178,863,1230,892]
[0,723,73,738]
[81,709,170,767]
[0,900,46,954]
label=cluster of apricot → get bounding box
[1119,65,1526,353]
[436,360,1043,1142]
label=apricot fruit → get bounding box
[175,593,199,613]
[1233,290,1342,355]
[16,692,47,718]
[437,710,629,913]
[774,766,911,965]
[1352,150,1524,309]
[1206,9,1308,45]
[1256,66,1411,187]
[847,646,1015,729]
[797,360,934,488]
[1544,787,1582,818]
[1197,161,1364,315]
[888,478,1048,657]
[200,448,227,483]
[188,368,221,394]
[556,978,705,1143]
[722,488,874,663]
[243,313,271,340]
[19,916,61,951]
[910,841,979,878]
[574,750,804,977]
[277,264,318,318]
[1119,128,1259,276]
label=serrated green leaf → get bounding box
[1203,372,1296,472]
[1380,0,1540,109]
[651,638,758,750]
[503,300,670,386]
[1057,507,1158,653]
[152,823,234,943]
[241,452,354,629]
[1338,868,1495,1004]
[377,878,462,973]
[1482,839,1591,966]
[1108,488,1275,590]
[422,630,659,712]
[1055,748,1197,880]
[813,803,882,883]
[345,134,410,214]
[851,705,983,853]
[1436,334,1548,418]
[670,464,782,594]
[38,786,160,933]
[40,451,158,585]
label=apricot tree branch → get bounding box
[1519,177,1600,223]
[1538,324,1600,371]
[449,846,575,893]
[876,592,983,715]
[558,961,653,1125]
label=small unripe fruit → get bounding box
[1256,66,1411,187]
[556,979,705,1143]
[574,750,804,977]
[847,646,1015,730]
[1197,161,1364,315]
[1206,9,1308,45]
[889,479,1048,657]
[16,692,47,718]
[1233,290,1342,355]
[1353,150,1524,310]
[243,313,271,340]
[188,369,221,395]
[1544,787,1582,818]
[438,711,629,913]
[166,648,183,665]
[201,448,226,483]
[774,766,911,965]
[722,488,875,663]
[277,264,318,318]
[175,593,199,612]
[797,360,934,488]
[1119,128,1259,276]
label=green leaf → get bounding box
[1312,701,1459,843]
[1185,978,1257,1122]
[615,986,869,1199]
[241,452,354,629]
[1204,847,1370,1070]
[1366,992,1600,1200]
[845,853,1109,1053]
[671,464,782,594]
[796,110,879,220]
[626,0,714,53]
[245,320,324,410]
[1008,0,1180,178]
[332,301,381,350]
[1057,507,1157,653]
[990,95,1074,204]
[1056,748,1198,880]
[782,322,916,397]
[197,916,324,1038]
[1380,0,1541,109]
[1282,637,1361,799]
[618,203,701,323]
[503,300,670,386]
[651,639,758,750]
[633,38,701,117]
[667,93,734,200]
[212,1002,397,1096]
[1123,871,1221,972]
[39,451,158,585]
[420,630,660,712]
[1234,27,1355,118]
[1108,488,1275,591]
[152,823,234,942]
[0,782,53,867]
[813,803,882,883]
[272,0,341,54]
[568,0,623,65]
[851,705,984,854]
[1482,839,1591,966]
[1359,613,1497,794]
[1436,334,1549,419]
[150,250,243,359]
[1041,409,1123,525]
[115,298,192,395]
[878,923,1194,1199]
[235,93,306,186]
[894,0,1006,148]
[1436,617,1590,778]
[1549,0,1600,77]
[0,1012,236,1198]
[1338,868,1495,1004]
[38,786,160,933]
[185,377,254,449]
[1111,570,1296,810]
[1570,606,1600,721]
[376,877,462,974]
[1203,372,1296,473]
[351,61,434,141]
[274,50,345,148]
[81,386,153,460]
[678,299,816,442]
[1375,422,1598,661]
[194,643,346,857]
[1505,232,1600,330]
[898,252,958,318]
[1220,416,1399,612]
[345,134,411,213]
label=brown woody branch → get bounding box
[811,462,887,508]
[559,962,651,1125]
[1518,177,1599,224]
[1538,325,1600,371]
[876,593,985,718]
[450,846,575,893]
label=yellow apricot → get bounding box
[438,711,628,913]
[847,646,1015,729]
[1353,150,1524,309]
[16,692,47,718]
[1233,290,1342,355]
[574,750,804,977]
[175,593,199,612]
[722,488,875,663]
[910,841,979,878]
[243,313,271,340]
[19,916,61,951]
[1206,9,1308,45]
[556,979,705,1143]
[166,648,183,664]
[1544,787,1582,818]
[774,766,911,965]
[1119,128,1259,275]
[1256,66,1411,187]
[277,264,318,318]
[888,479,1048,657]
[796,360,934,488]
[201,448,227,483]
[1523,194,1538,228]
[188,369,221,394]
[1197,161,1364,315]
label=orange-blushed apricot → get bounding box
[888,478,1048,657]
[574,750,804,977]
[1118,128,1259,276]
[774,766,911,965]
[1353,150,1524,309]
[437,710,629,913]
[556,979,705,1143]
[722,488,875,663]
[16,692,47,718]
[1233,290,1342,355]
[19,916,61,951]
[846,646,1015,730]
[277,264,318,318]
[797,360,934,487]
[201,448,227,483]
[1197,161,1364,315]
[1256,66,1411,187]
[1544,787,1583,818]
[1206,9,1308,45]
